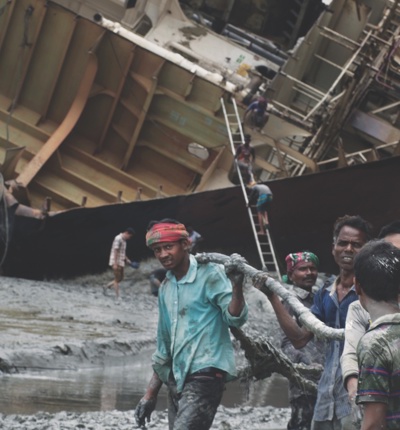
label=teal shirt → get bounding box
[152,254,248,393]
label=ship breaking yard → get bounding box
[1,0,400,429]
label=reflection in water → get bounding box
[0,350,288,415]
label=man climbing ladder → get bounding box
[247,182,273,235]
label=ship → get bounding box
[1,0,400,279]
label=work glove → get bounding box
[253,271,273,297]
[134,397,157,428]
[225,253,246,285]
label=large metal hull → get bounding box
[0,0,240,212]
[2,0,400,279]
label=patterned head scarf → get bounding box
[146,222,189,248]
[282,251,319,284]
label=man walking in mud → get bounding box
[134,219,248,429]
[257,215,372,430]
[103,227,135,298]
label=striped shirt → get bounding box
[356,313,400,429]
[109,233,127,267]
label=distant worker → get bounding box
[243,96,269,130]
[187,226,203,253]
[235,134,256,184]
[258,251,325,430]
[103,227,135,298]
[149,267,167,297]
[247,182,273,235]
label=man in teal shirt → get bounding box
[135,219,248,429]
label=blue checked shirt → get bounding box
[311,278,359,422]
[152,255,248,393]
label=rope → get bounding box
[195,252,344,341]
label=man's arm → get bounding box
[228,273,245,317]
[112,249,119,269]
[263,291,313,349]
[134,372,163,427]
[235,145,242,159]
[221,258,247,319]
[111,236,121,269]
[341,301,370,398]
[361,403,387,430]
[247,187,256,203]
[142,371,163,400]
[250,147,255,163]
[242,105,252,121]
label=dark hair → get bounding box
[124,227,135,235]
[354,239,400,302]
[378,220,400,239]
[333,215,373,243]
[146,218,181,231]
[244,134,251,143]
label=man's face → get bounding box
[151,240,188,271]
[123,232,133,241]
[288,262,318,290]
[332,225,367,271]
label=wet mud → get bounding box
[0,259,291,429]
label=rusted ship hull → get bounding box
[2,0,400,279]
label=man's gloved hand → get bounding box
[134,397,157,428]
[225,253,246,285]
[253,272,274,297]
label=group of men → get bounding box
[259,216,400,430]
[106,214,400,430]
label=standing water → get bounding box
[0,349,289,415]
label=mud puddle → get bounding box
[0,350,289,415]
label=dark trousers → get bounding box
[167,374,225,430]
[288,394,317,430]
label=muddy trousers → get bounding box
[287,394,317,430]
[311,413,357,430]
[167,376,225,430]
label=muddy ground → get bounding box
[0,258,292,429]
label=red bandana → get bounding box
[146,223,189,247]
